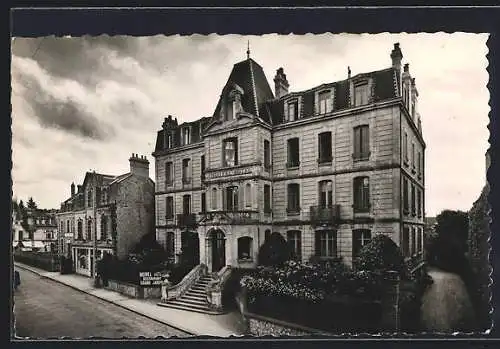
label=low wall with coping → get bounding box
[105,279,161,299]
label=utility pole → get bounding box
[92,171,98,279]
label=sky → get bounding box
[11,33,489,217]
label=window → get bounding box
[165,132,173,149]
[286,99,299,121]
[353,125,369,160]
[315,231,337,258]
[201,193,206,213]
[182,195,191,215]
[166,232,175,262]
[165,162,173,186]
[211,188,218,210]
[287,230,302,260]
[264,140,271,169]
[287,138,300,168]
[236,237,252,261]
[100,215,107,240]
[77,220,83,240]
[166,196,174,219]
[402,227,410,257]
[417,189,422,218]
[353,177,370,212]
[287,183,300,214]
[201,155,206,179]
[416,228,423,253]
[102,188,108,204]
[353,229,372,258]
[66,220,70,234]
[223,138,238,167]
[182,127,190,146]
[245,183,252,208]
[403,132,409,163]
[411,184,416,216]
[354,83,369,106]
[265,229,271,242]
[226,99,236,121]
[412,143,416,170]
[87,189,93,207]
[319,180,333,207]
[318,132,332,163]
[226,186,239,211]
[87,219,92,240]
[318,90,332,114]
[264,184,271,213]
[410,228,417,256]
[403,178,409,214]
[182,159,191,184]
[417,151,421,177]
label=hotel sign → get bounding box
[139,271,163,286]
[205,166,256,180]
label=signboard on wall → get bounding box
[205,166,256,180]
[139,271,163,286]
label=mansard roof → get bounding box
[212,58,275,122]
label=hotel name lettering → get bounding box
[206,166,256,179]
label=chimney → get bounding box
[390,43,403,71]
[273,67,289,98]
[348,66,351,79]
[77,185,82,193]
[71,182,75,196]
[129,153,150,178]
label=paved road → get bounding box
[13,268,189,339]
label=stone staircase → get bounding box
[158,274,224,315]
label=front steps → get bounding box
[158,274,225,315]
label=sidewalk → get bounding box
[14,262,247,337]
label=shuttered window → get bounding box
[315,230,337,258]
[287,183,300,214]
[353,177,370,212]
[287,138,300,168]
[318,132,333,163]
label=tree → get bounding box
[353,234,406,277]
[27,197,37,210]
[257,232,292,267]
[18,200,25,213]
[434,210,469,255]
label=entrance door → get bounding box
[181,231,200,268]
[210,229,226,272]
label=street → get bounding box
[13,268,190,339]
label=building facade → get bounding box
[12,206,58,252]
[153,43,426,272]
[56,154,155,276]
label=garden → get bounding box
[239,234,430,333]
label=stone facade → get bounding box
[153,43,426,271]
[56,154,155,277]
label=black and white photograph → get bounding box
[11,31,491,338]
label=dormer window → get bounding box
[182,127,191,146]
[165,132,173,149]
[286,99,299,122]
[318,90,332,114]
[354,82,369,107]
[226,87,243,121]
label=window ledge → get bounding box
[238,258,254,263]
[286,209,301,216]
[317,159,333,166]
[352,154,370,162]
[286,163,300,169]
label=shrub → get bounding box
[257,232,292,267]
[353,234,407,278]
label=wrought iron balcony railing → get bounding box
[201,210,259,224]
[310,205,340,226]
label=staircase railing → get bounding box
[206,265,232,311]
[161,263,207,302]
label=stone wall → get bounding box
[106,279,161,299]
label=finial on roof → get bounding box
[348,66,351,79]
[246,40,250,59]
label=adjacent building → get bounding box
[153,43,426,272]
[12,206,58,252]
[56,154,155,276]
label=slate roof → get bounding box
[154,60,400,152]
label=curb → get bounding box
[14,263,196,337]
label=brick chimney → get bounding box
[129,153,150,178]
[71,182,75,196]
[273,67,289,98]
[390,43,403,71]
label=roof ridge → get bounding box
[248,59,260,116]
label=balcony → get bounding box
[310,205,340,227]
[201,210,259,224]
[177,213,197,229]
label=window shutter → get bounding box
[284,102,289,121]
[314,91,319,115]
[315,231,321,256]
[362,126,369,156]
